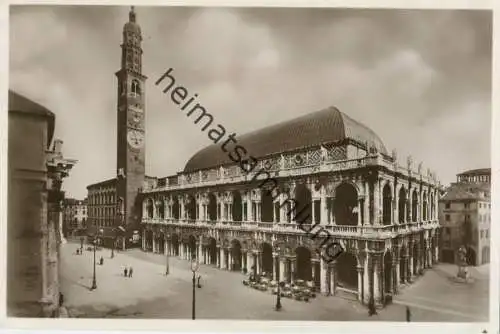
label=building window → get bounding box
[445,227,451,234]
[464,203,469,209]
[481,230,484,239]
[131,80,141,97]
[445,202,450,209]
[445,214,450,221]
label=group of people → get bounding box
[123,266,134,278]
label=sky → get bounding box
[9,6,492,199]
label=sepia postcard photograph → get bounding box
[4,1,498,332]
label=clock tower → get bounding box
[116,6,146,237]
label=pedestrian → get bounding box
[406,306,411,322]
[368,296,377,316]
[124,266,128,277]
[58,292,64,307]
[128,266,133,278]
[100,256,104,265]
[197,273,202,288]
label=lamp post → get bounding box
[165,234,170,276]
[90,237,97,290]
[191,259,199,320]
[80,236,84,253]
[111,236,115,259]
[275,250,282,311]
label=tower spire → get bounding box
[129,6,136,23]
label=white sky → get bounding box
[9,6,492,199]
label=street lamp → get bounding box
[165,235,170,276]
[80,236,84,253]
[191,259,199,320]
[275,250,282,311]
[90,236,97,290]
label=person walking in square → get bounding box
[406,306,411,322]
[124,266,128,277]
[128,266,133,278]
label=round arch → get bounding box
[186,195,196,219]
[232,191,242,221]
[261,192,274,222]
[295,246,312,281]
[208,193,217,221]
[334,183,358,226]
[382,183,392,225]
[188,235,197,260]
[336,252,358,291]
[411,190,418,222]
[171,233,180,256]
[231,239,242,271]
[147,199,154,219]
[172,197,180,219]
[261,243,273,277]
[294,183,312,224]
[398,187,407,223]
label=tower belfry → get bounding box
[115,6,147,243]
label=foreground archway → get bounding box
[261,243,273,276]
[208,237,217,265]
[188,235,197,260]
[336,252,358,291]
[171,233,180,256]
[231,239,242,271]
[295,247,312,281]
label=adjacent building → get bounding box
[8,90,76,317]
[62,198,88,237]
[439,168,491,266]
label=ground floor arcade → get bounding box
[141,225,440,306]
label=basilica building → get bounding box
[140,106,441,307]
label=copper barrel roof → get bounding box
[184,106,387,173]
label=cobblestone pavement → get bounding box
[60,242,489,321]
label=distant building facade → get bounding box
[62,198,88,237]
[439,168,491,266]
[8,90,76,317]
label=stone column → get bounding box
[198,242,202,262]
[329,261,337,295]
[220,247,225,269]
[216,246,221,267]
[152,233,157,253]
[373,180,381,225]
[393,256,399,294]
[357,197,363,226]
[320,190,327,225]
[290,258,296,282]
[142,230,146,250]
[357,264,364,303]
[320,256,328,294]
[229,249,234,270]
[279,258,286,282]
[256,251,262,274]
[373,255,382,305]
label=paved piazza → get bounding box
[60,242,489,321]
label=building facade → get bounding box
[439,168,491,266]
[62,198,88,237]
[8,90,76,317]
[140,106,441,307]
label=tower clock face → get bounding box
[127,129,144,149]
